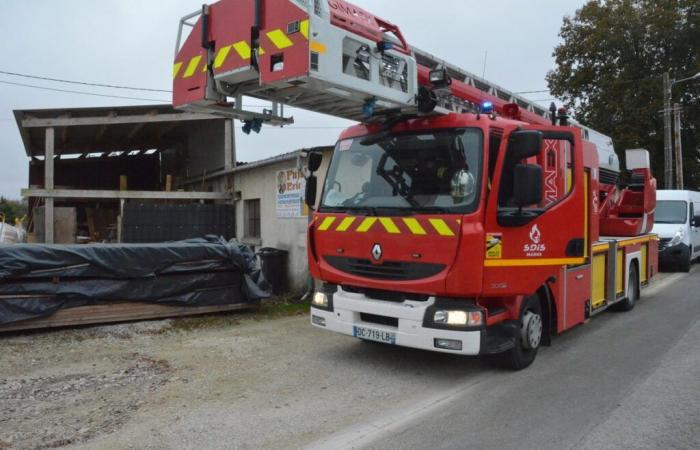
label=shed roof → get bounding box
[14,104,225,157]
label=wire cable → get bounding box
[0,79,169,102]
[0,70,171,93]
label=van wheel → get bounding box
[492,295,542,371]
[679,250,692,272]
[613,263,639,312]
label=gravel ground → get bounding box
[0,308,482,450]
[0,270,698,450]
[0,322,175,449]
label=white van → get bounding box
[652,190,700,272]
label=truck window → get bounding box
[497,136,574,210]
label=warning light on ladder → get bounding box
[480,102,494,114]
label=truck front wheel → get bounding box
[493,295,542,371]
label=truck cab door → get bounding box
[483,126,588,297]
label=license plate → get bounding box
[353,326,396,344]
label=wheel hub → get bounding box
[521,311,542,350]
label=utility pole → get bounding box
[673,103,683,189]
[663,72,673,189]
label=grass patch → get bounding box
[170,293,310,331]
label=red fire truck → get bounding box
[173,0,658,369]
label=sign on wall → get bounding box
[276,169,308,218]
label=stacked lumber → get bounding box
[0,237,269,332]
[0,301,258,333]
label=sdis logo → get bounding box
[524,224,546,256]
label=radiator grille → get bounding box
[324,256,445,281]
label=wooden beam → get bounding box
[224,119,235,171]
[0,301,258,333]
[44,128,55,244]
[22,188,231,200]
[95,111,117,142]
[127,109,157,141]
[22,113,220,128]
[165,175,173,192]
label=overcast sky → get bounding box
[0,0,587,199]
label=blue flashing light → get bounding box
[480,101,494,114]
[377,41,394,52]
[363,97,377,118]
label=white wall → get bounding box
[233,151,332,293]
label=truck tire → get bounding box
[612,263,639,312]
[492,295,542,371]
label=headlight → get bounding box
[669,227,685,246]
[312,292,329,308]
[433,310,483,327]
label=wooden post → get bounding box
[224,119,235,171]
[673,103,684,189]
[119,175,128,191]
[165,175,173,192]
[44,127,55,244]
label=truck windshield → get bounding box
[320,128,483,214]
[655,200,687,224]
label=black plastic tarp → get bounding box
[0,236,270,326]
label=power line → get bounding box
[0,79,169,102]
[513,89,550,94]
[0,70,171,93]
[0,77,299,109]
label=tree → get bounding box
[0,197,28,225]
[547,0,700,188]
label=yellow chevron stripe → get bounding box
[356,217,378,232]
[300,19,309,39]
[233,41,252,60]
[318,217,336,231]
[336,217,356,232]
[403,218,427,235]
[183,55,202,78]
[267,29,294,49]
[484,258,586,267]
[379,218,400,234]
[172,62,183,79]
[429,219,455,236]
[214,45,233,68]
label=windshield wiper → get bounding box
[413,206,452,214]
[320,206,378,216]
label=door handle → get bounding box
[576,274,584,280]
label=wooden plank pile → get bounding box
[0,237,268,333]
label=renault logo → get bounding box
[371,243,382,261]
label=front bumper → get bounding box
[659,243,690,267]
[310,288,483,355]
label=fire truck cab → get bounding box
[306,113,657,370]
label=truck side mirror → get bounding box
[508,130,543,160]
[693,215,700,228]
[305,175,318,209]
[513,164,543,207]
[308,152,323,173]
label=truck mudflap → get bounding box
[310,287,515,356]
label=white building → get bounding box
[224,148,333,293]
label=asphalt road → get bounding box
[307,267,700,450]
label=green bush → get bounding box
[0,197,28,225]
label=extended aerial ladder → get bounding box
[173,0,654,236]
